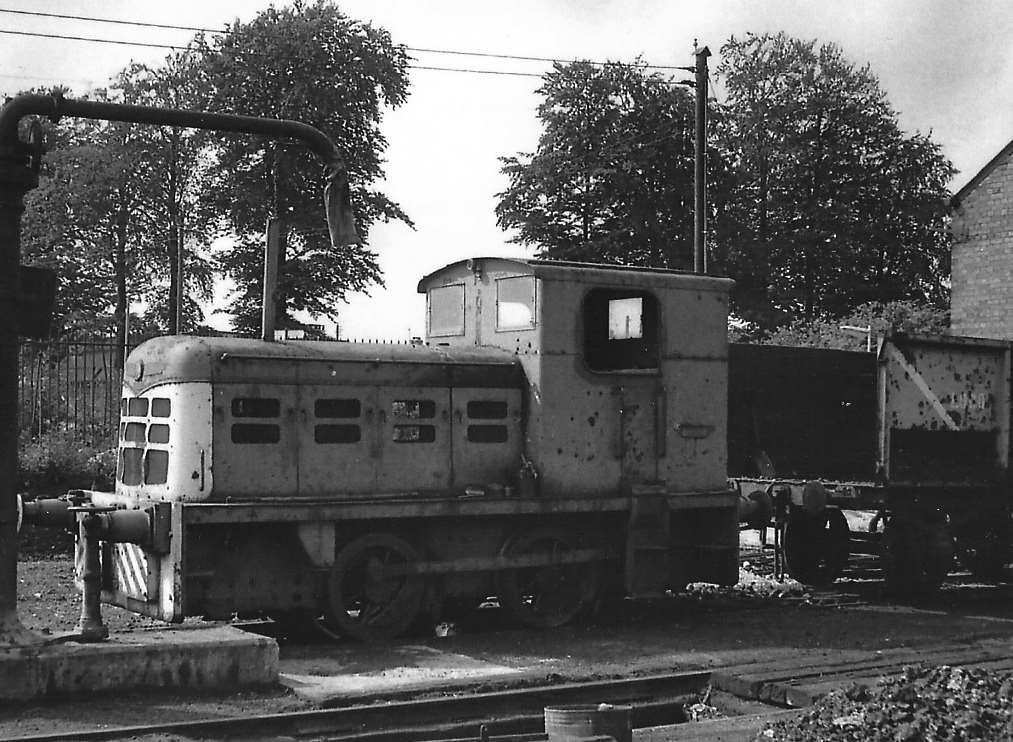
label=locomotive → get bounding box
[67,257,740,640]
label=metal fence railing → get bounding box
[18,339,129,444]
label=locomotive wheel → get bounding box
[953,514,1012,582]
[782,508,850,586]
[495,527,599,629]
[881,513,953,596]
[324,533,424,641]
[270,609,342,643]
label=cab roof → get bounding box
[417,256,732,293]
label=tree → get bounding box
[115,52,219,334]
[751,300,950,350]
[20,94,163,356]
[712,33,954,328]
[199,0,412,334]
[496,60,719,268]
[17,89,109,337]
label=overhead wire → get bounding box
[0,27,543,78]
[0,6,692,72]
[0,27,693,86]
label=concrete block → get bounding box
[0,626,277,702]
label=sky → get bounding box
[1,0,1011,339]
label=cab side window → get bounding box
[428,284,465,337]
[583,289,660,372]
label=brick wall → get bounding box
[951,145,1013,339]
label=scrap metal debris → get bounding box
[758,665,1013,741]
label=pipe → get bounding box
[737,488,773,530]
[0,94,359,245]
[73,507,112,642]
[0,94,338,163]
[18,496,75,531]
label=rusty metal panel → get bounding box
[879,335,1011,483]
[211,383,300,498]
[618,379,660,484]
[297,385,376,496]
[450,387,523,490]
[532,276,730,497]
[663,358,727,491]
[532,356,621,497]
[373,386,452,492]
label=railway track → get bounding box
[7,671,710,742]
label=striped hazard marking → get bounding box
[112,543,150,600]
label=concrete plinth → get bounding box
[0,626,278,702]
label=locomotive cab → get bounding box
[418,257,732,498]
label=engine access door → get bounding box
[451,387,523,489]
[213,384,300,498]
[297,386,377,496]
[374,387,452,493]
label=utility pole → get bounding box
[693,42,711,275]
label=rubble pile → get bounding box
[759,665,1013,741]
[687,565,808,603]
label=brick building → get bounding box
[951,140,1013,338]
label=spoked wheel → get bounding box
[881,512,953,596]
[953,513,1012,582]
[782,507,850,586]
[495,527,599,629]
[324,533,424,641]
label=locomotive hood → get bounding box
[122,335,524,395]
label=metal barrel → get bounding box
[544,703,632,742]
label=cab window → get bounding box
[428,284,465,337]
[583,289,660,372]
[496,275,536,330]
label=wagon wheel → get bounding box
[953,513,1012,582]
[324,533,424,641]
[495,527,599,629]
[782,508,850,586]
[881,513,953,596]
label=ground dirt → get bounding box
[6,538,1013,741]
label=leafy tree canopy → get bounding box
[496,60,725,268]
[199,0,412,334]
[20,90,163,343]
[713,32,954,327]
[497,34,954,333]
[736,300,950,350]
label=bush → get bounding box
[19,429,116,496]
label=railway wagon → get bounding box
[73,257,738,639]
[729,335,1013,592]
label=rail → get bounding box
[4,670,710,741]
